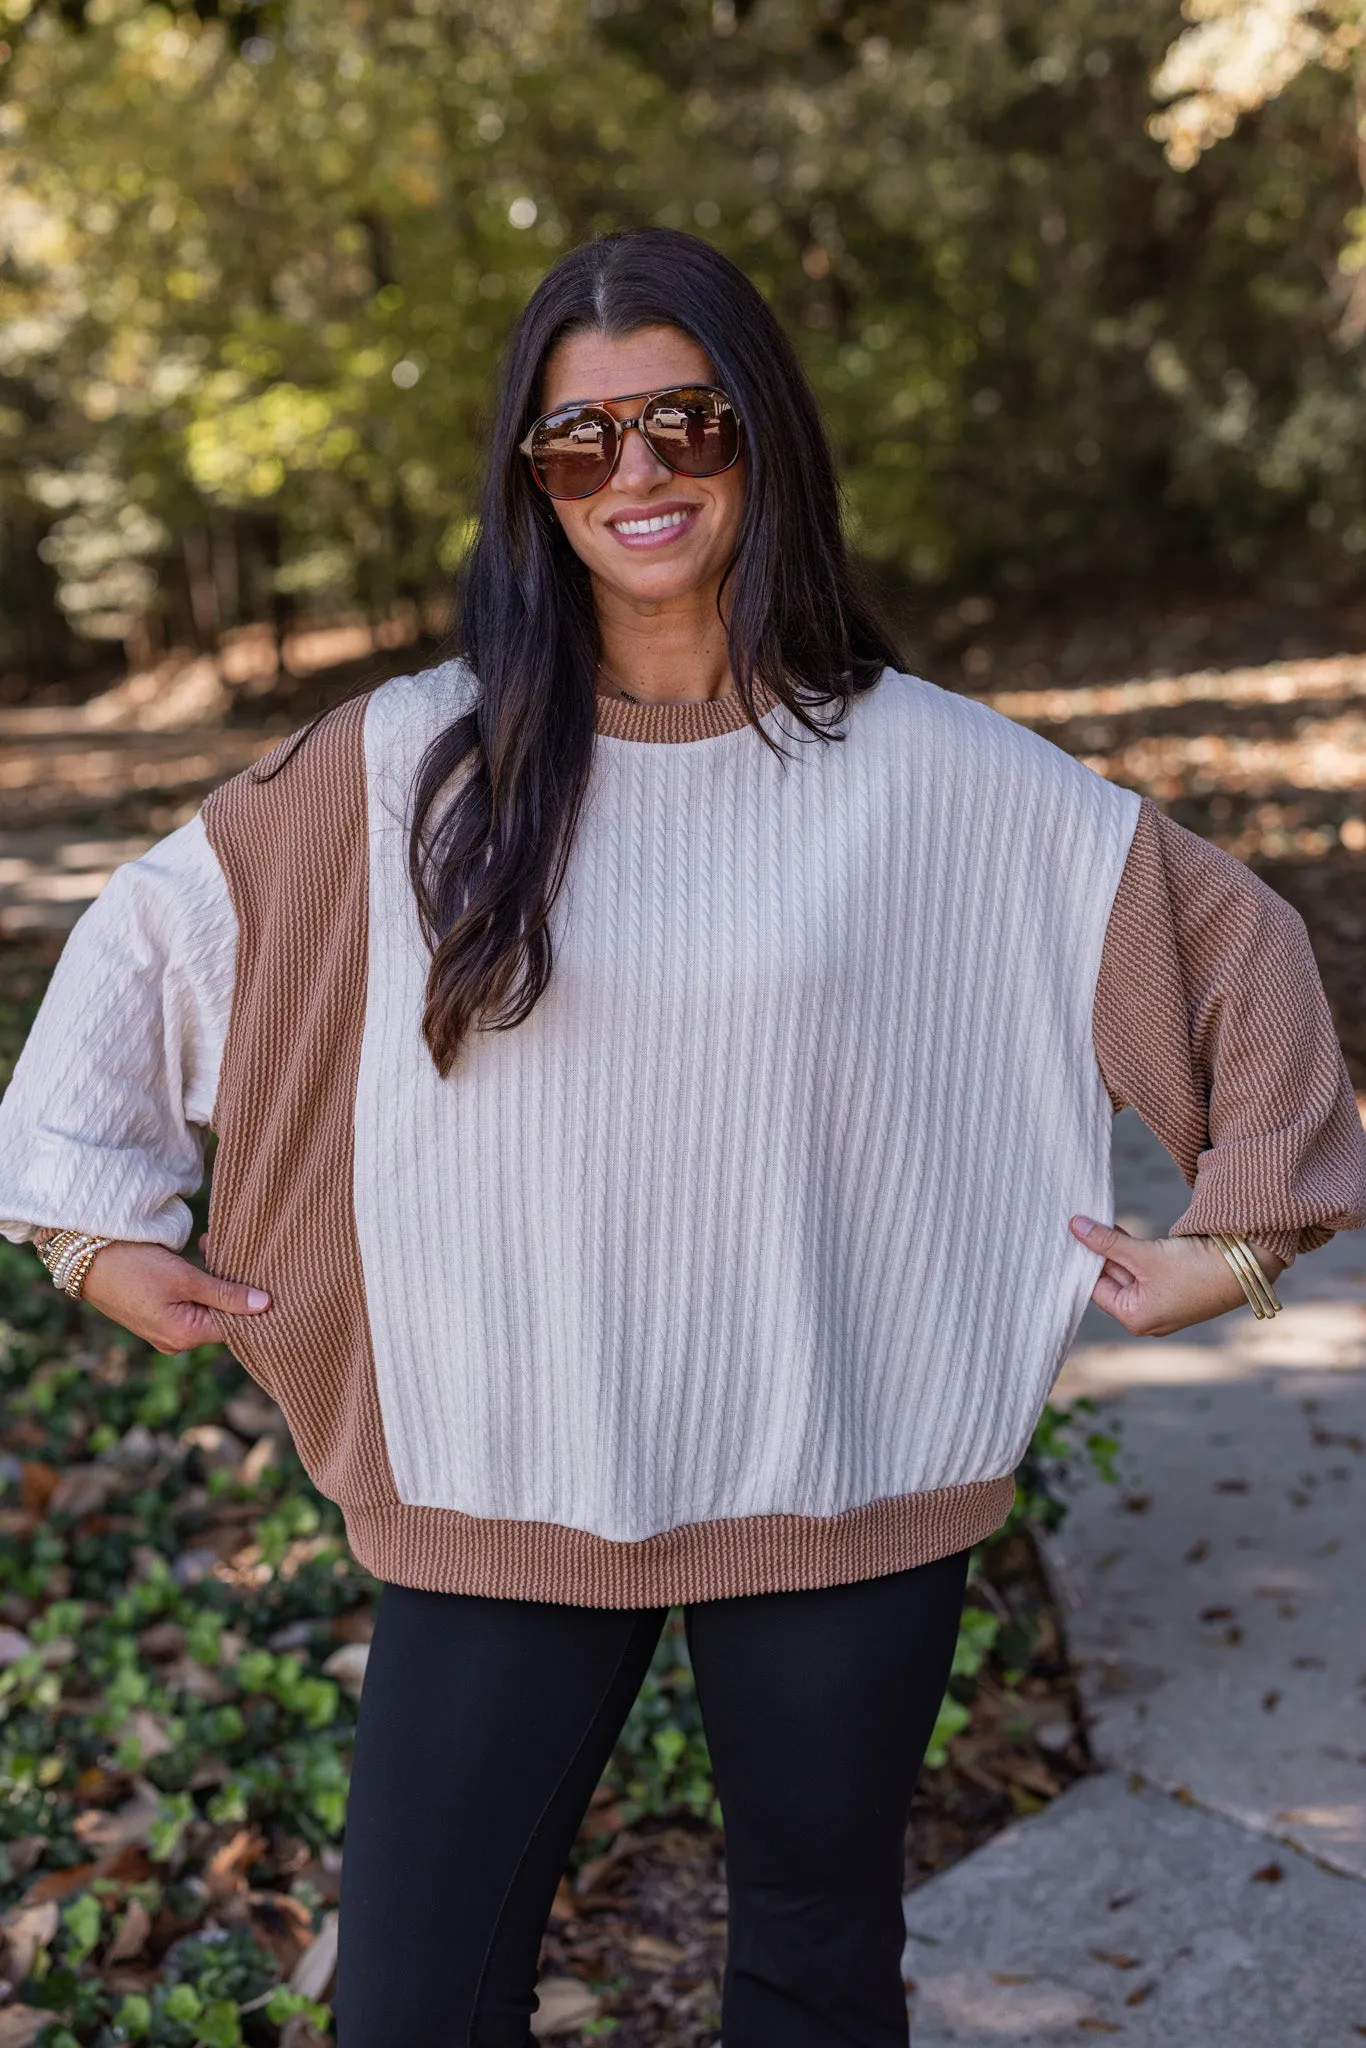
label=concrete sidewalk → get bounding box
[904,1110,1366,2044]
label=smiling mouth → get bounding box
[608,507,697,541]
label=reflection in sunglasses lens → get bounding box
[533,408,617,497]
[643,391,738,475]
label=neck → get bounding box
[592,576,733,705]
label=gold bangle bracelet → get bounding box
[34,1230,111,1297]
[1210,1232,1282,1319]
[1229,1234,1282,1317]
[1212,1233,1277,1317]
[35,1228,81,1274]
[43,1233,85,1275]
[50,1239,92,1292]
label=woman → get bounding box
[2,229,1363,2048]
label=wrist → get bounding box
[1207,1232,1283,1319]
[1247,1239,1288,1282]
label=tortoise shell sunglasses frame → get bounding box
[517,384,742,501]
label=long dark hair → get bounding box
[411,227,899,1074]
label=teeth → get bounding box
[613,510,691,536]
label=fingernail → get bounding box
[1071,1215,1097,1232]
[246,1288,270,1310]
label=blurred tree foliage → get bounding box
[0,0,1364,680]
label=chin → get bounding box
[602,554,718,603]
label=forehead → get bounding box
[540,324,716,412]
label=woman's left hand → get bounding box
[1069,1216,1287,1338]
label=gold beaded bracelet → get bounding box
[1208,1231,1283,1320]
[34,1229,112,1300]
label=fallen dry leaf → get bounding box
[1,1837,44,1882]
[23,1862,99,1905]
[204,1828,267,1899]
[93,1845,154,1889]
[289,1909,338,2003]
[278,2020,329,2048]
[104,1897,152,1965]
[72,1779,160,1853]
[548,1877,577,1924]
[330,1609,375,1646]
[626,1933,688,1967]
[0,1900,59,1982]
[49,1464,119,1516]
[136,1621,186,1659]
[998,1755,1062,1799]
[531,1975,602,2038]
[239,1435,278,1485]
[321,1641,369,1698]
[116,1707,177,1763]
[224,1389,288,1438]
[572,1830,647,1900]
[0,2006,49,2048]
[954,1755,1008,1796]
[161,1656,228,1703]
[0,1626,33,1667]
[179,1423,248,1470]
[19,1463,59,1516]
[244,1889,314,1976]
[72,1766,125,1807]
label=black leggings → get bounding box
[336,1550,968,2048]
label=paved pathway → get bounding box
[905,1110,1366,2044]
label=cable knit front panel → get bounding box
[355,665,1140,1538]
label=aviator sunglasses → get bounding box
[518,384,742,501]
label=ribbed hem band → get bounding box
[342,1474,1018,1606]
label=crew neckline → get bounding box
[593,676,781,744]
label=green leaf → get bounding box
[1085,1430,1122,1485]
[163,1983,203,2023]
[924,1694,971,1770]
[949,1606,999,1681]
[265,1988,330,2028]
[194,1998,243,2047]
[61,1889,101,1965]
[185,1611,224,1667]
[115,1993,153,2039]
[206,1778,250,1826]
[149,1789,195,1863]
[234,1648,275,1694]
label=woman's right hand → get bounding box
[77,1241,270,1354]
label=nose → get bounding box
[611,420,671,491]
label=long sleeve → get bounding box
[0,813,238,1250]
[1093,797,1366,1265]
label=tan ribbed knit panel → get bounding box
[1094,796,1366,1263]
[202,698,400,1510]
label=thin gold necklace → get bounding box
[595,660,738,705]
[595,660,640,704]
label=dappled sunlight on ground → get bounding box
[1051,1112,1366,1881]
